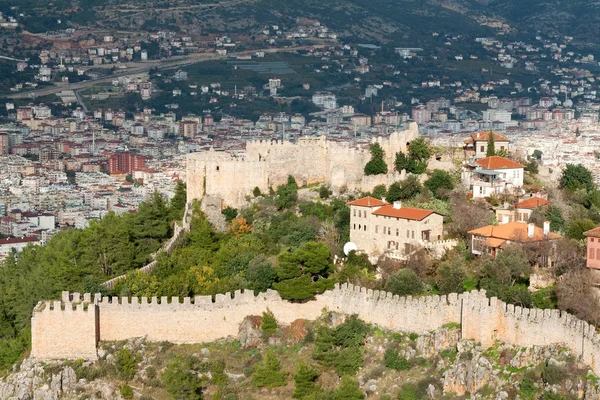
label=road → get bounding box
[8,46,324,100]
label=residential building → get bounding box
[468,221,561,266]
[107,151,146,174]
[584,227,600,270]
[463,131,510,159]
[349,197,445,260]
[514,197,549,223]
[462,156,524,198]
[0,133,7,155]
[0,236,40,257]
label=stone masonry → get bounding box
[30,285,600,376]
[186,123,420,208]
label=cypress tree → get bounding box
[486,130,496,157]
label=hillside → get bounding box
[5,0,600,48]
[1,315,597,399]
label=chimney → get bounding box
[501,214,509,224]
[393,201,402,209]
[543,220,550,236]
[381,197,386,203]
[528,223,535,239]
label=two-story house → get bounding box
[464,131,510,159]
[348,197,445,260]
[584,227,600,270]
[462,156,525,198]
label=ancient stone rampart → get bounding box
[186,124,420,208]
[30,284,600,374]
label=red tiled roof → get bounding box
[468,221,561,242]
[0,237,39,245]
[348,197,388,207]
[515,198,549,209]
[464,131,510,144]
[584,227,600,238]
[476,156,524,170]
[372,205,436,221]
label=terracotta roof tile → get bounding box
[476,156,524,170]
[372,205,436,221]
[515,198,549,209]
[584,227,600,238]
[468,221,561,242]
[471,131,510,142]
[348,197,388,207]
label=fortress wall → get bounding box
[30,300,98,360]
[97,290,329,343]
[32,284,600,376]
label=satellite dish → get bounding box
[343,242,358,256]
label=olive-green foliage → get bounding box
[222,206,238,223]
[261,310,277,335]
[542,364,567,385]
[395,138,431,174]
[531,286,557,309]
[336,251,376,286]
[273,241,334,301]
[332,376,365,400]
[252,349,287,388]
[436,258,467,295]
[560,164,595,192]
[425,170,455,199]
[293,363,319,398]
[365,143,388,175]
[253,187,262,197]
[387,176,423,202]
[486,131,495,157]
[566,218,596,240]
[120,384,134,399]
[313,315,370,376]
[246,256,277,294]
[397,383,419,400]
[275,175,299,210]
[528,205,564,233]
[371,184,387,199]
[299,202,334,221]
[479,246,532,307]
[385,269,424,297]
[319,185,331,199]
[162,356,204,399]
[383,349,411,371]
[116,348,138,380]
[519,371,538,399]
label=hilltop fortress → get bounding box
[186,123,420,208]
[31,285,600,375]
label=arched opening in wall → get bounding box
[216,166,220,171]
[406,142,411,149]
[302,180,307,186]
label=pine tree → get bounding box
[486,130,496,157]
[253,350,287,388]
[293,363,319,398]
[332,376,365,400]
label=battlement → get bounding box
[31,284,600,374]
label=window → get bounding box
[396,228,399,236]
[364,225,367,231]
[590,248,595,259]
[353,224,356,230]
[353,209,356,217]
[406,230,410,238]
[216,166,220,171]
[412,231,415,239]
[500,146,505,151]
[375,225,378,233]
[481,145,485,152]
[358,224,361,230]
[597,249,600,260]
[388,227,391,235]
[592,238,595,242]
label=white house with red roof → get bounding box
[463,131,510,159]
[462,156,525,198]
[348,196,450,260]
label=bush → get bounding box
[425,170,455,199]
[385,269,424,297]
[222,206,238,223]
[333,376,365,400]
[253,187,262,197]
[384,349,411,371]
[293,363,319,399]
[319,185,331,199]
[542,364,567,385]
[436,259,467,295]
[120,384,134,399]
[115,348,137,380]
[252,350,287,388]
[162,357,204,399]
[261,310,277,336]
[397,383,419,400]
[333,346,364,375]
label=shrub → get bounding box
[319,185,331,199]
[333,376,365,400]
[262,310,277,336]
[162,357,204,399]
[293,363,319,399]
[397,383,419,400]
[384,349,411,371]
[252,350,287,388]
[542,364,567,385]
[115,348,137,380]
[385,269,424,297]
[120,384,134,399]
[222,206,238,223]
[333,346,364,375]
[253,186,262,197]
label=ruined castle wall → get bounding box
[32,284,600,376]
[30,300,98,360]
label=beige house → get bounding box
[349,197,446,260]
[464,131,510,159]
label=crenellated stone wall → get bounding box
[30,285,600,375]
[186,124,420,208]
